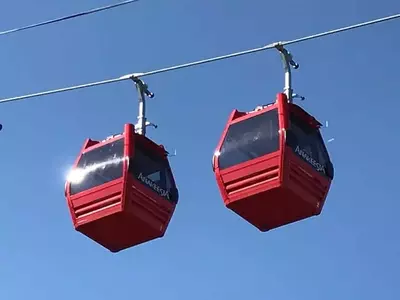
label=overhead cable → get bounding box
[0,0,139,37]
[0,12,399,104]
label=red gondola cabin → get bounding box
[65,123,179,252]
[212,93,334,231]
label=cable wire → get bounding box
[0,12,399,104]
[0,0,139,37]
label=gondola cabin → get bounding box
[65,124,179,252]
[212,93,334,231]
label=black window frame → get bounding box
[218,108,280,170]
[286,112,334,179]
[69,138,125,195]
[129,142,178,204]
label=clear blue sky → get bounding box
[0,0,399,299]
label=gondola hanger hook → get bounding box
[273,42,305,103]
[124,73,157,136]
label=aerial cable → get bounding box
[0,12,399,104]
[0,0,140,37]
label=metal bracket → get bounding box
[167,149,177,157]
[273,42,305,103]
[126,74,157,136]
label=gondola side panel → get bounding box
[274,93,319,227]
[282,104,333,219]
[65,138,101,226]
[68,138,126,227]
[286,150,330,210]
[65,136,129,252]
[221,153,281,204]
[218,106,281,201]
[214,105,285,231]
[71,180,125,227]
[123,132,178,246]
[213,109,243,202]
[125,176,175,242]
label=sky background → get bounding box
[0,0,399,299]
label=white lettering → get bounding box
[295,145,326,174]
[137,172,170,200]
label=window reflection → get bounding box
[218,109,280,170]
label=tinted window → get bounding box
[129,143,178,204]
[218,109,280,170]
[286,112,334,179]
[69,139,125,195]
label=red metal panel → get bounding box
[71,179,124,226]
[127,176,174,234]
[213,102,283,231]
[220,153,281,204]
[283,148,331,215]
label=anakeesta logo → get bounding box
[137,172,170,200]
[295,145,326,174]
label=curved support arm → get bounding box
[273,43,301,103]
[129,75,155,136]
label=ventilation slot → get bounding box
[74,191,122,219]
[225,165,279,196]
